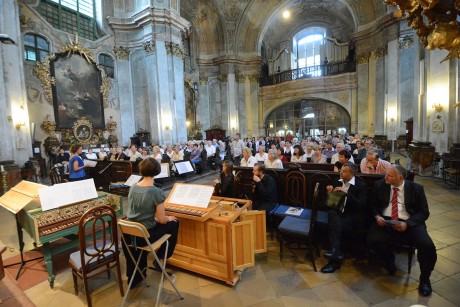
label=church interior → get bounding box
[1,0,460,306]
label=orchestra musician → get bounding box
[213,160,235,198]
[121,158,179,288]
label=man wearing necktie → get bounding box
[367,164,437,297]
[321,162,368,273]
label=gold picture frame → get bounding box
[73,118,94,143]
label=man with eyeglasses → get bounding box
[321,162,368,273]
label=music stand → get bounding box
[173,161,195,176]
[0,181,47,280]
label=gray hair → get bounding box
[342,162,358,175]
[268,149,277,158]
[390,164,407,179]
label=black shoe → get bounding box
[419,279,432,297]
[321,261,341,273]
[324,248,344,261]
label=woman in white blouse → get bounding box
[240,147,258,167]
[255,145,268,162]
[290,145,307,163]
[305,142,314,158]
[264,149,283,169]
[151,146,162,163]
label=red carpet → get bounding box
[3,244,77,291]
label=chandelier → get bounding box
[384,0,460,62]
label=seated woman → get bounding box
[86,148,98,160]
[189,144,202,166]
[264,149,284,169]
[240,147,258,167]
[290,145,306,163]
[304,142,314,160]
[213,160,234,197]
[311,145,327,164]
[151,146,162,163]
[255,145,268,162]
[121,158,179,287]
[277,148,288,163]
[334,150,352,172]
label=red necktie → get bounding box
[391,187,399,220]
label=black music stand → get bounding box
[4,214,43,280]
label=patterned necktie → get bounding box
[391,187,399,220]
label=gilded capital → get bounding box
[113,46,130,61]
[399,35,414,49]
[235,74,246,83]
[143,40,156,54]
[355,52,369,64]
[218,74,228,83]
[199,76,208,85]
[373,47,386,59]
[166,41,185,58]
[249,73,260,84]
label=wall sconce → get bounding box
[432,103,443,112]
[13,105,27,129]
[0,34,16,45]
[284,124,288,130]
[186,121,190,128]
[164,124,170,131]
[390,117,395,123]
[269,122,274,129]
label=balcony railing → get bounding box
[260,60,356,86]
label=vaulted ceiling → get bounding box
[180,0,386,59]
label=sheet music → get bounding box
[285,207,304,216]
[0,181,46,214]
[175,161,194,174]
[39,179,98,211]
[84,159,97,167]
[124,175,142,187]
[167,183,214,208]
[155,163,170,179]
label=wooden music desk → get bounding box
[166,196,266,286]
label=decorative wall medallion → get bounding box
[73,118,94,143]
[432,115,444,133]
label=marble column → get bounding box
[398,37,415,139]
[0,0,32,165]
[114,47,135,146]
[367,52,377,137]
[226,73,239,135]
[197,77,210,133]
[356,58,369,135]
[426,49,450,153]
[387,40,399,141]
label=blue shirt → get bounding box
[69,155,86,179]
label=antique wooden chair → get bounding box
[68,205,124,307]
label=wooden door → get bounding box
[240,211,267,253]
[231,220,254,270]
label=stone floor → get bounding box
[1,160,460,306]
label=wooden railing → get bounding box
[260,60,356,86]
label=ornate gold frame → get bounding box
[73,118,94,143]
[34,39,111,109]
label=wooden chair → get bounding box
[49,166,66,185]
[278,182,321,271]
[118,220,183,307]
[69,205,124,307]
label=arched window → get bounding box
[24,34,49,62]
[293,27,326,76]
[98,53,115,78]
[39,0,97,40]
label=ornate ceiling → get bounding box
[180,0,386,59]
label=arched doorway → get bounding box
[265,99,350,138]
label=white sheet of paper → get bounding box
[155,163,170,179]
[124,175,142,187]
[34,147,40,154]
[175,161,194,174]
[167,183,214,208]
[285,207,304,216]
[38,179,98,211]
[84,159,97,167]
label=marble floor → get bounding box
[1,166,460,306]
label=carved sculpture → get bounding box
[385,0,460,62]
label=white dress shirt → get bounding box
[382,181,410,220]
[264,159,283,169]
[240,156,258,167]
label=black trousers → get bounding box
[121,221,179,284]
[367,222,437,280]
[327,210,366,252]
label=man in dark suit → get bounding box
[321,162,368,273]
[252,163,277,214]
[367,164,436,296]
